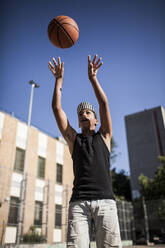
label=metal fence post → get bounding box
[142,197,150,244]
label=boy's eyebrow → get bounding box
[79,109,92,114]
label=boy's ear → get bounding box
[95,119,99,126]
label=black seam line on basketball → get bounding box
[53,18,74,45]
[56,17,78,29]
[57,26,62,48]
[48,21,62,43]
[58,22,79,32]
[53,19,74,45]
[48,19,64,37]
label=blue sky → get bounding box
[0,0,165,173]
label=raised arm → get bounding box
[88,55,112,146]
[48,57,77,154]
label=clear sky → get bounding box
[0,0,165,173]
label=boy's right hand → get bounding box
[48,57,64,79]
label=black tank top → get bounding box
[70,131,115,202]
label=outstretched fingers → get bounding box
[49,61,54,69]
[58,57,61,68]
[52,57,57,68]
[88,55,93,70]
[89,54,103,68]
[95,60,103,70]
[95,56,102,66]
[61,62,64,71]
[88,55,91,65]
[93,55,103,68]
[48,61,55,74]
[92,54,98,65]
[48,56,64,78]
[95,55,103,70]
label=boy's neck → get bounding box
[81,129,96,136]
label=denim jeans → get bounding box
[67,199,122,248]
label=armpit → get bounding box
[99,130,111,152]
[65,126,77,142]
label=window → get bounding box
[56,163,63,184]
[34,201,43,226]
[14,147,25,173]
[8,197,19,225]
[37,156,45,179]
[55,204,62,228]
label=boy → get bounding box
[48,55,122,248]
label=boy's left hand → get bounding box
[88,54,103,80]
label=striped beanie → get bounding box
[77,102,97,119]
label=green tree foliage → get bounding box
[23,226,46,243]
[111,168,132,201]
[109,137,132,201]
[139,156,165,201]
[110,137,118,165]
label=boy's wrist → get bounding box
[89,75,97,82]
[55,77,63,88]
[56,77,63,83]
[56,75,63,80]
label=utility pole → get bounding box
[64,184,69,242]
[142,197,150,245]
[122,201,128,241]
[45,180,50,242]
[42,181,50,241]
[16,80,39,246]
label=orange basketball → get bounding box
[47,15,79,48]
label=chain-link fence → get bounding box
[1,166,165,245]
[133,198,165,244]
[90,199,134,243]
[117,200,134,241]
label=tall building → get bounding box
[0,110,74,244]
[125,106,165,199]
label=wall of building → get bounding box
[0,112,17,244]
[125,106,165,199]
[0,111,74,244]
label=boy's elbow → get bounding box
[52,100,58,110]
[52,102,57,112]
[52,102,56,112]
[52,101,55,108]
[99,95,108,106]
[52,104,62,115]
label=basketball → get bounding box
[47,15,79,48]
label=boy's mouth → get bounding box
[81,119,89,122]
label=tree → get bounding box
[111,168,132,201]
[139,156,165,200]
[110,137,118,165]
[138,157,165,240]
[109,137,132,201]
[23,226,46,243]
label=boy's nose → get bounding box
[82,112,87,118]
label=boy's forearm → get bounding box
[52,78,63,110]
[89,76,108,105]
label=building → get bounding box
[0,110,74,244]
[125,106,165,199]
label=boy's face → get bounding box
[78,109,98,130]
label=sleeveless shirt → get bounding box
[70,131,115,202]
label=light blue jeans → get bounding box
[67,199,122,248]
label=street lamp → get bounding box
[16,80,39,245]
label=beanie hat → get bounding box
[77,102,97,119]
